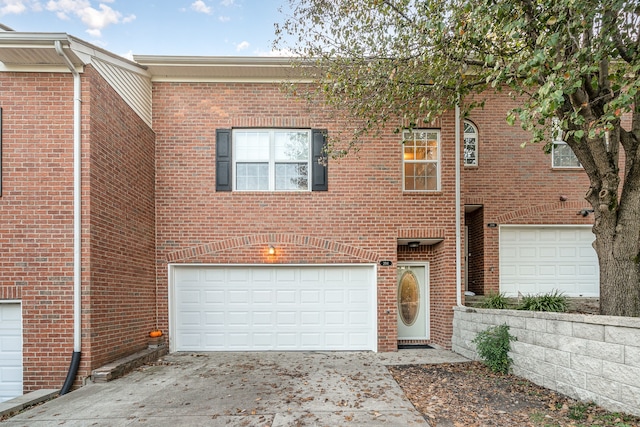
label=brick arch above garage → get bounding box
[495,201,594,225]
[165,233,381,264]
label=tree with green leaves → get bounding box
[275,0,640,316]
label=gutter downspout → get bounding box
[55,40,82,395]
[455,103,463,307]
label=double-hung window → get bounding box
[215,128,328,192]
[552,142,581,168]
[235,129,310,191]
[551,119,581,168]
[402,129,440,191]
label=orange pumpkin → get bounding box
[149,330,163,338]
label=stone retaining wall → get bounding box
[452,306,640,417]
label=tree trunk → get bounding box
[597,246,640,316]
[593,213,640,317]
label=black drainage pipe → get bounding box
[60,351,81,395]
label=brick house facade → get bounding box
[0,31,597,400]
[463,91,594,296]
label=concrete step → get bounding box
[92,345,168,383]
[0,389,59,418]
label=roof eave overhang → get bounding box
[133,55,315,83]
[0,32,148,75]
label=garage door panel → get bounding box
[180,268,200,281]
[301,334,321,346]
[300,269,321,281]
[277,333,297,347]
[301,312,320,325]
[519,247,537,258]
[276,290,296,303]
[540,230,558,240]
[0,367,21,382]
[539,247,558,258]
[229,290,250,304]
[559,265,576,275]
[277,312,296,325]
[173,266,375,351]
[179,312,201,326]
[178,290,200,304]
[519,230,538,241]
[349,289,368,303]
[205,312,224,325]
[252,290,272,303]
[325,290,345,303]
[325,312,345,325]
[500,227,599,297]
[559,247,577,257]
[539,265,557,276]
[203,290,224,303]
[301,290,320,303]
[349,312,368,325]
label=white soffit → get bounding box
[91,58,153,127]
[133,55,314,83]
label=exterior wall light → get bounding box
[268,245,276,255]
[407,241,420,248]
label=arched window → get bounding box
[463,120,478,167]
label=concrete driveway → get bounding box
[2,350,468,426]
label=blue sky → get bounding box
[0,1,291,58]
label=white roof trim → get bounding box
[134,55,315,83]
[0,32,153,127]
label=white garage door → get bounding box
[0,303,22,403]
[500,227,599,297]
[171,265,377,351]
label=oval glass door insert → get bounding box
[398,270,420,326]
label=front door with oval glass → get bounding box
[397,264,429,340]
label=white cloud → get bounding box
[190,0,211,14]
[218,15,229,22]
[45,0,134,37]
[46,0,89,20]
[220,0,234,6]
[0,0,42,16]
[120,50,134,61]
[235,40,249,51]
[0,0,26,15]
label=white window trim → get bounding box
[232,129,312,191]
[402,129,441,192]
[463,120,478,167]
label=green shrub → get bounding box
[472,324,516,374]
[518,290,568,312]
[481,291,510,309]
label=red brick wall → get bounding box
[0,72,76,391]
[0,67,156,393]
[462,91,593,294]
[153,82,459,350]
[84,66,156,371]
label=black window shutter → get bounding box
[216,129,232,191]
[311,129,328,191]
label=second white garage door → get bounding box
[500,226,599,297]
[0,303,22,403]
[171,265,377,351]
